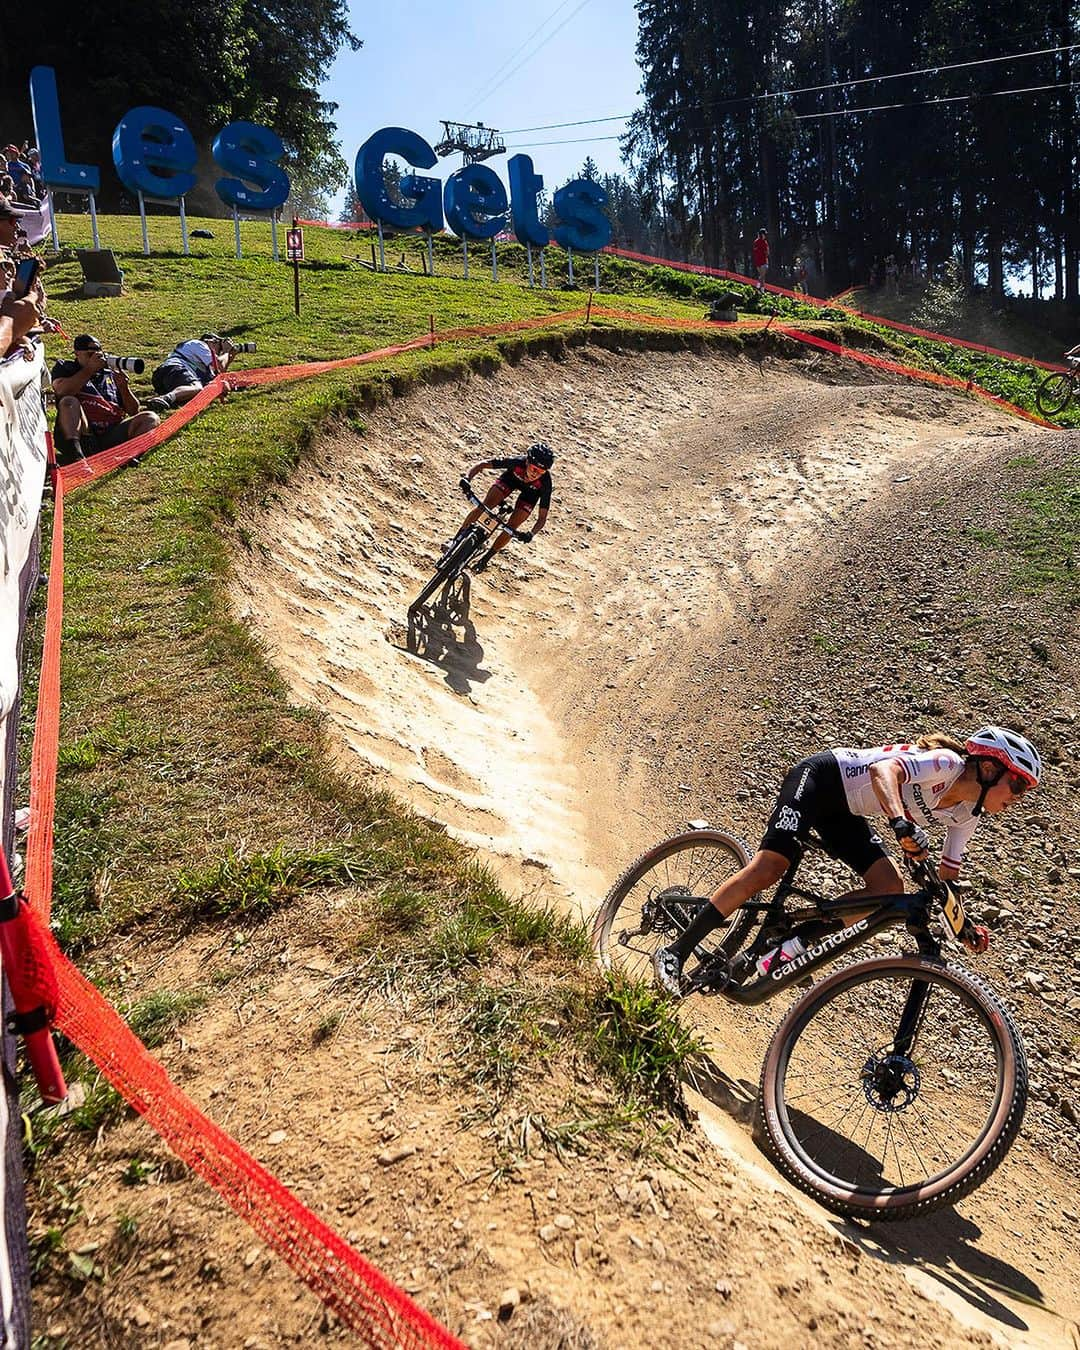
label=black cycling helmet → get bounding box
[526,441,554,468]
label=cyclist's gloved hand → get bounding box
[889,816,930,858]
[518,530,534,543]
[459,476,472,496]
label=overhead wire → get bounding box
[498,39,1080,134]
[470,0,594,114]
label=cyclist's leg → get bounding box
[658,755,824,973]
[485,499,533,558]
[815,817,902,924]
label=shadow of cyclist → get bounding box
[692,1056,1046,1335]
[840,1207,1046,1334]
[404,575,491,696]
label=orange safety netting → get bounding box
[774,326,1057,428]
[601,245,1066,372]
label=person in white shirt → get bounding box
[146,333,235,412]
[653,726,1041,996]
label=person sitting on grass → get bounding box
[145,332,236,413]
[51,333,158,464]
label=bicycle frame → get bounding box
[684,837,945,1006]
[719,891,934,1005]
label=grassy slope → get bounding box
[20,214,1076,1261]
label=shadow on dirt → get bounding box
[841,1209,1048,1335]
[691,1052,1049,1338]
[403,575,491,696]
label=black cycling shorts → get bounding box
[494,471,541,508]
[759,751,887,877]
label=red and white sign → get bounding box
[285,228,304,261]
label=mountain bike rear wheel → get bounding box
[592,830,755,986]
[410,529,483,613]
[757,956,1027,1220]
[1035,370,1075,417]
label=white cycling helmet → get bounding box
[965,726,1041,788]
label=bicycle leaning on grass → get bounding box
[1034,353,1080,418]
[409,482,531,615]
[592,824,1027,1221]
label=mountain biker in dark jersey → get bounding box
[451,442,554,573]
[653,726,1042,997]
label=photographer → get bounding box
[146,332,241,413]
[51,333,159,463]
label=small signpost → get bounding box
[286,220,304,316]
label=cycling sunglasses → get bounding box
[1007,774,1031,796]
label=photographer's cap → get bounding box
[73,333,103,352]
[200,331,222,344]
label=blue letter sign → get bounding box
[443,163,509,240]
[29,65,100,193]
[355,128,443,233]
[212,122,290,211]
[507,154,549,248]
[552,179,610,252]
[112,107,198,199]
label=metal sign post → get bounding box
[527,242,534,288]
[179,196,189,255]
[462,238,469,280]
[568,247,575,286]
[286,219,304,316]
[137,191,150,255]
[491,238,497,282]
[270,212,279,261]
[233,205,242,258]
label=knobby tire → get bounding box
[1035,371,1075,418]
[592,830,755,983]
[757,956,1027,1220]
[410,530,481,612]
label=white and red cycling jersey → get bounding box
[832,743,978,869]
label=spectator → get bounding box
[3,145,38,207]
[145,332,236,412]
[793,256,808,295]
[26,149,44,200]
[50,333,159,463]
[752,229,769,291]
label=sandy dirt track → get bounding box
[228,345,1079,1349]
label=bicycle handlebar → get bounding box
[459,480,532,541]
[903,854,988,952]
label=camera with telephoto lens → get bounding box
[233,342,257,353]
[104,354,144,374]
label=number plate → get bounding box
[941,885,967,938]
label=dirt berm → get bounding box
[43,345,1079,1349]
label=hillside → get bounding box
[18,220,1079,1349]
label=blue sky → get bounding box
[322,1,643,213]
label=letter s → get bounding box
[212,122,290,211]
[552,178,611,252]
[112,107,197,199]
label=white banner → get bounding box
[0,340,48,746]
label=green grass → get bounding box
[126,989,208,1047]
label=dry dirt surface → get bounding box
[39,345,1077,1349]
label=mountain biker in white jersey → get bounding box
[653,726,1042,997]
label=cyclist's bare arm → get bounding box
[464,460,497,483]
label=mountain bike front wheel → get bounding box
[409,528,483,613]
[1035,370,1075,418]
[592,829,755,985]
[757,956,1027,1220]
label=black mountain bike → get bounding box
[593,825,1028,1221]
[1034,357,1080,418]
[409,482,530,615]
